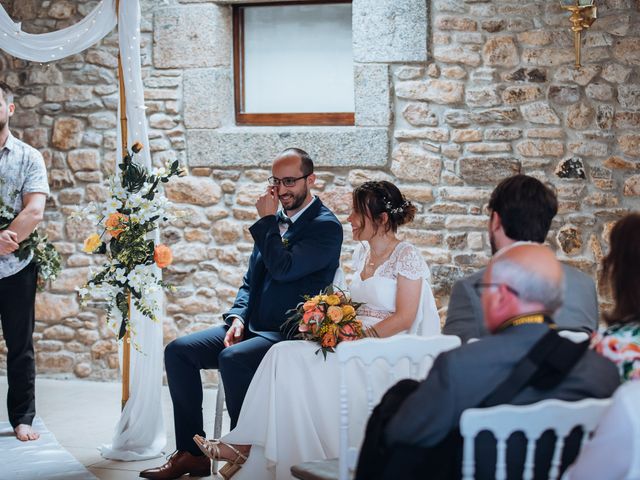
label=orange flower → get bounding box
[154,244,173,268]
[341,304,356,319]
[325,294,341,306]
[105,212,128,238]
[303,309,323,325]
[339,323,358,341]
[131,141,144,153]
[321,332,337,348]
[327,305,344,323]
[303,300,318,312]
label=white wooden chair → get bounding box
[459,397,612,480]
[291,334,461,480]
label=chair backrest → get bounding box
[336,335,461,480]
[459,397,612,480]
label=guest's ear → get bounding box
[489,211,502,234]
[306,173,316,187]
[379,212,389,227]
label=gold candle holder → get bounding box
[560,0,597,68]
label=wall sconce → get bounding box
[560,0,597,68]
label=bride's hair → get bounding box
[352,181,416,234]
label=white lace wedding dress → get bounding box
[221,241,439,479]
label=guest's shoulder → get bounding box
[453,268,485,289]
[315,199,341,224]
[11,135,43,160]
[561,263,595,286]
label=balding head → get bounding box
[482,244,564,332]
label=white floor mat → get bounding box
[0,417,97,480]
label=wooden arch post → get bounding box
[116,0,132,410]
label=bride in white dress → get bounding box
[194,181,440,479]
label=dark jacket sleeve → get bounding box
[442,279,484,343]
[222,247,257,325]
[249,215,343,283]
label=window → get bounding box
[233,1,354,126]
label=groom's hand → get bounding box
[256,186,279,218]
[0,230,19,256]
[224,318,245,347]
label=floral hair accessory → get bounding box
[383,198,409,215]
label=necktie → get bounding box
[277,211,293,226]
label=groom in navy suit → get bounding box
[141,148,343,479]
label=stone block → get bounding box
[35,293,79,323]
[402,104,439,127]
[390,143,442,184]
[567,102,595,130]
[548,85,580,105]
[353,0,427,63]
[521,102,560,125]
[45,86,92,103]
[483,36,519,67]
[516,140,564,158]
[613,37,640,65]
[52,117,84,150]
[459,156,521,185]
[187,128,388,168]
[88,112,117,130]
[444,108,520,127]
[23,128,48,148]
[467,143,511,154]
[597,105,614,130]
[618,134,640,157]
[501,85,542,105]
[436,16,477,31]
[395,128,449,142]
[618,84,640,111]
[154,5,231,68]
[465,86,501,108]
[86,49,118,69]
[601,63,631,84]
[553,65,600,86]
[67,149,100,171]
[48,1,75,19]
[149,113,178,130]
[212,219,243,244]
[484,128,522,141]
[395,66,425,80]
[434,45,482,66]
[585,82,614,102]
[569,141,608,157]
[451,129,482,143]
[184,67,232,129]
[623,175,640,196]
[396,80,465,105]
[165,177,222,206]
[355,64,391,127]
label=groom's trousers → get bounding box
[0,262,37,428]
[165,325,275,455]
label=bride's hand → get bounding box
[224,318,245,347]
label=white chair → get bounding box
[459,397,612,480]
[292,334,461,480]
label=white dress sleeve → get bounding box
[395,242,431,281]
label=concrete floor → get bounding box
[0,377,226,480]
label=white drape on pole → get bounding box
[0,0,166,461]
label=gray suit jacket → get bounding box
[386,324,619,449]
[443,264,599,343]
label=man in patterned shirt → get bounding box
[0,81,50,441]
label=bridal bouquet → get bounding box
[286,285,364,359]
[76,142,182,341]
[0,193,61,289]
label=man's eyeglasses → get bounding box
[473,281,520,297]
[267,174,310,187]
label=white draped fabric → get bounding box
[0,0,164,461]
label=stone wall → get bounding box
[0,0,639,381]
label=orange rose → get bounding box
[302,300,318,312]
[302,309,323,325]
[339,323,358,341]
[341,304,356,319]
[105,212,128,238]
[321,332,337,348]
[327,305,344,323]
[154,244,173,268]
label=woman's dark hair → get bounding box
[488,174,558,243]
[352,181,416,234]
[601,213,640,326]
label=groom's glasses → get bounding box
[473,282,520,297]
[267,175,310,187]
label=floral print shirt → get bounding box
[591,321,640,382]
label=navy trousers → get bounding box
[165,325,275,455]
[0,262,37,428]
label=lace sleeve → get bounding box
[395,243,431,281]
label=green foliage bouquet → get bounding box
[76,143,182,341]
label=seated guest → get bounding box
[591,213,640,382]
[382,244,619,479]
[563,380,640,480]
[444,175,598,343]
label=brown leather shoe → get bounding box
[139,450,211,479]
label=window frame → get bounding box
[232,0,355,127]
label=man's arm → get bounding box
[223,247,257,326]
[8,192,46,242]
[249,216,343,283]
[442,278,484,343]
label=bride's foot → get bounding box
[14,424,40,441]
[193,436,248,479]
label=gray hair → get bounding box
[490,258,564,314]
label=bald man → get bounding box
[142,148,343,479]
[382,245,618,478]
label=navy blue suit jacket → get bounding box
[223,198,343,342]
